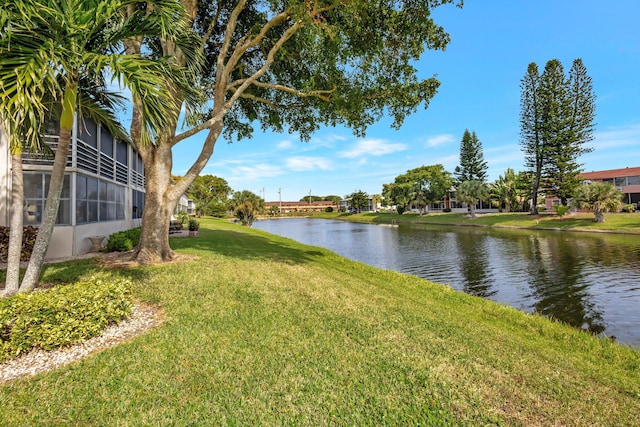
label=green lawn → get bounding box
[313,210,640,233]
[1,217,639,425]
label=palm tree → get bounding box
[0,0,196,293]
[491,168,517,213]
[571,183,623,223]
[456,180,489,219]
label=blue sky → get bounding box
[171,0,640,202]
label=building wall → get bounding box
[1,116,145,259]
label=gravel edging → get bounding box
[0,302,164,383]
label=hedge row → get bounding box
[0,278,133,362]
[0,226,38,263]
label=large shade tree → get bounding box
[0,0,198,292]
[383,165,453,215]
[187,174,232,217]
[125,0,462,263]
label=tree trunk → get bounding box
[4,153,24,297]
[19,128,72,292]
[530,171,540,215]
[134,144,177,264]
[469,202,477,218]
[594,210,605,223]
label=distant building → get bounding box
[580,166,640,206]
[545,166,640,210]
[265,200,339,213]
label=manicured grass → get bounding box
[313,210,640,233]
[1,217,639,425]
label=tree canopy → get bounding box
[383,165,453,215]
[123,0,462,262]
[346,190,369,213]
[187,175,232,217]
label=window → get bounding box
[100,127,113,157]
[614,177,627,187]
[627,175,640,185]
[78,118,97,149]
[116,140,127,165]
[23,173,71,225]
[132,189,145,219]
[76,174,126,224]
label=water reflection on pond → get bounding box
[254,218,640,345]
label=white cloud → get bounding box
[591,124,640,149]
[285,156,333,171]
[231,164,285,180]
[338,139,408,158]
[277,139,294,150]
[425,134,456,147]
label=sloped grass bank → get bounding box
[1,218,638,425]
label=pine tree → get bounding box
[454,129,488,184]
[519,62,543,214]
[544,59,596,205]
[520,58,596,212]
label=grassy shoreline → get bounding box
[308,210,640,234]
[1,217,639,425]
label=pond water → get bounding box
[254,218,640,345]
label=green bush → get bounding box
[0,278,133,362]
[325,207,334,213]
[176,210,189,225]
[106,227,141,252]
[553,205,570,216]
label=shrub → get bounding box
[325,207,334,213]
[176,210,189,225]
[443,208,452,213]
[106,227,141,252]
[553,205,570,216]
[397,206,405,215]
[188,219,200,231]
[622,204,635,213]
[0,278,133,362]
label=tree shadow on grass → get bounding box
[169,228,328,265]
[0,257,150,293]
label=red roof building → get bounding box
[580,166,640,205]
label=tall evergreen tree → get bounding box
[520,59,596,213]
[454,129,488,184]
[544,59,596,205]
[520,62,543,214]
